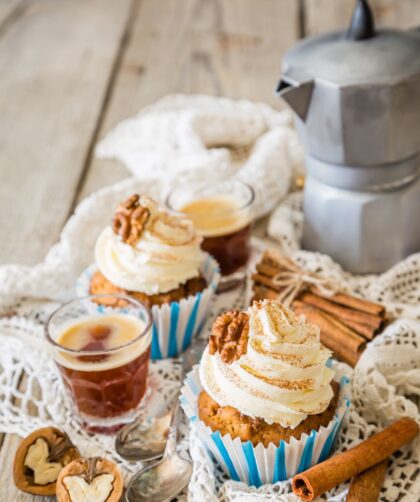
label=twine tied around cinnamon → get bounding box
[271,256,341,307]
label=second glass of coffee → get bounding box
[166,180,254,289]
[46,295,152,434]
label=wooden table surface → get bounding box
[1,0,419,499]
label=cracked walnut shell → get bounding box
[209,310,249,363]
[56,457,124,502]
[13,427,80,496]
[112,194,150,245]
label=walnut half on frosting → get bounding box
[209,310,249,364]
[112,194,151,245]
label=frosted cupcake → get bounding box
[181,300,350,486]
[91,194,207,306]
[77,194,220,359]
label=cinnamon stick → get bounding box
[339,318,377,341]
[252,274,378,346]
[325,292,385,317]
[299,292,383,331]
[253,254,385,342]
[252,285,280,302]
[256,262,282,277]
[292,301,364,367]
[346,460,388,502]
[258,252,385,315]
[292,417,419,501]
[251,273,283,292]
[254,268,384,329]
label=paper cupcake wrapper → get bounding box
[180,362,350,487]
[76,253,220,359]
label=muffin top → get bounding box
[95,194,204,295]
[200,299,335,429]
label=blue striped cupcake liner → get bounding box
[76,253,220,359]
[180,362,351,487]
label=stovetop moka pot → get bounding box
[277,0,420,273]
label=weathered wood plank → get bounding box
[0,0,24,27]
[0,0,132,265]
[304,0,420,36]
[78,0,301,200]
[0,0,133,499]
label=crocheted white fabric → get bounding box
[0,95,419,501]
[1,264,419,502]
[186,243,420,502]
[0,311,189,488]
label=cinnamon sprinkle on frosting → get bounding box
[200,300,335,428]
[95,194,204,295]
[241,364,315,391]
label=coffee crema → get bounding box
[55,314,151,427]
[180,196,251,237]
[180,196,252,276]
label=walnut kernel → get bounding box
[112,194,150,245]
[13,427,80,496]
[56,457,123,502]
[209,310,249,363]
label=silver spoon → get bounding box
[124,401,192,502]
[116,408,171,462]
[116,337,206,462]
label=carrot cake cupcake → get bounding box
[181,299,350,485]
[91,194,207,307]
[78,193,220,359]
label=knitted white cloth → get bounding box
[0,96,419,501]
[0,95,303,306]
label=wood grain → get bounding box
[0,0,132,265]
[304,0,420,36]
[0,1,133,499]
[0,0,24,28]
[78,0,300,200]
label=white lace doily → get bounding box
[0,267,248,498]
[187,244,420,502]
[0,95,419,501]
[2,269,418,502]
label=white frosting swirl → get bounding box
[95,197,204,294]
[200,300,335,428]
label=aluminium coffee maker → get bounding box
[276,0,420,273]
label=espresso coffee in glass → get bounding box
[46,295,152,433]
[166,180,254,289]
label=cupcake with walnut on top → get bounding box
[181,299,350,486]
[91,194,208,307]
[78,194,220,359]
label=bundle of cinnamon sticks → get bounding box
[252,250,387,367]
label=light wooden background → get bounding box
[1,0,420,499]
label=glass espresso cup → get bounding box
[166,179,255,290]
[46,295,152,434]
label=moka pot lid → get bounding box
[284,29,420,86]
[283,0,420,87]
